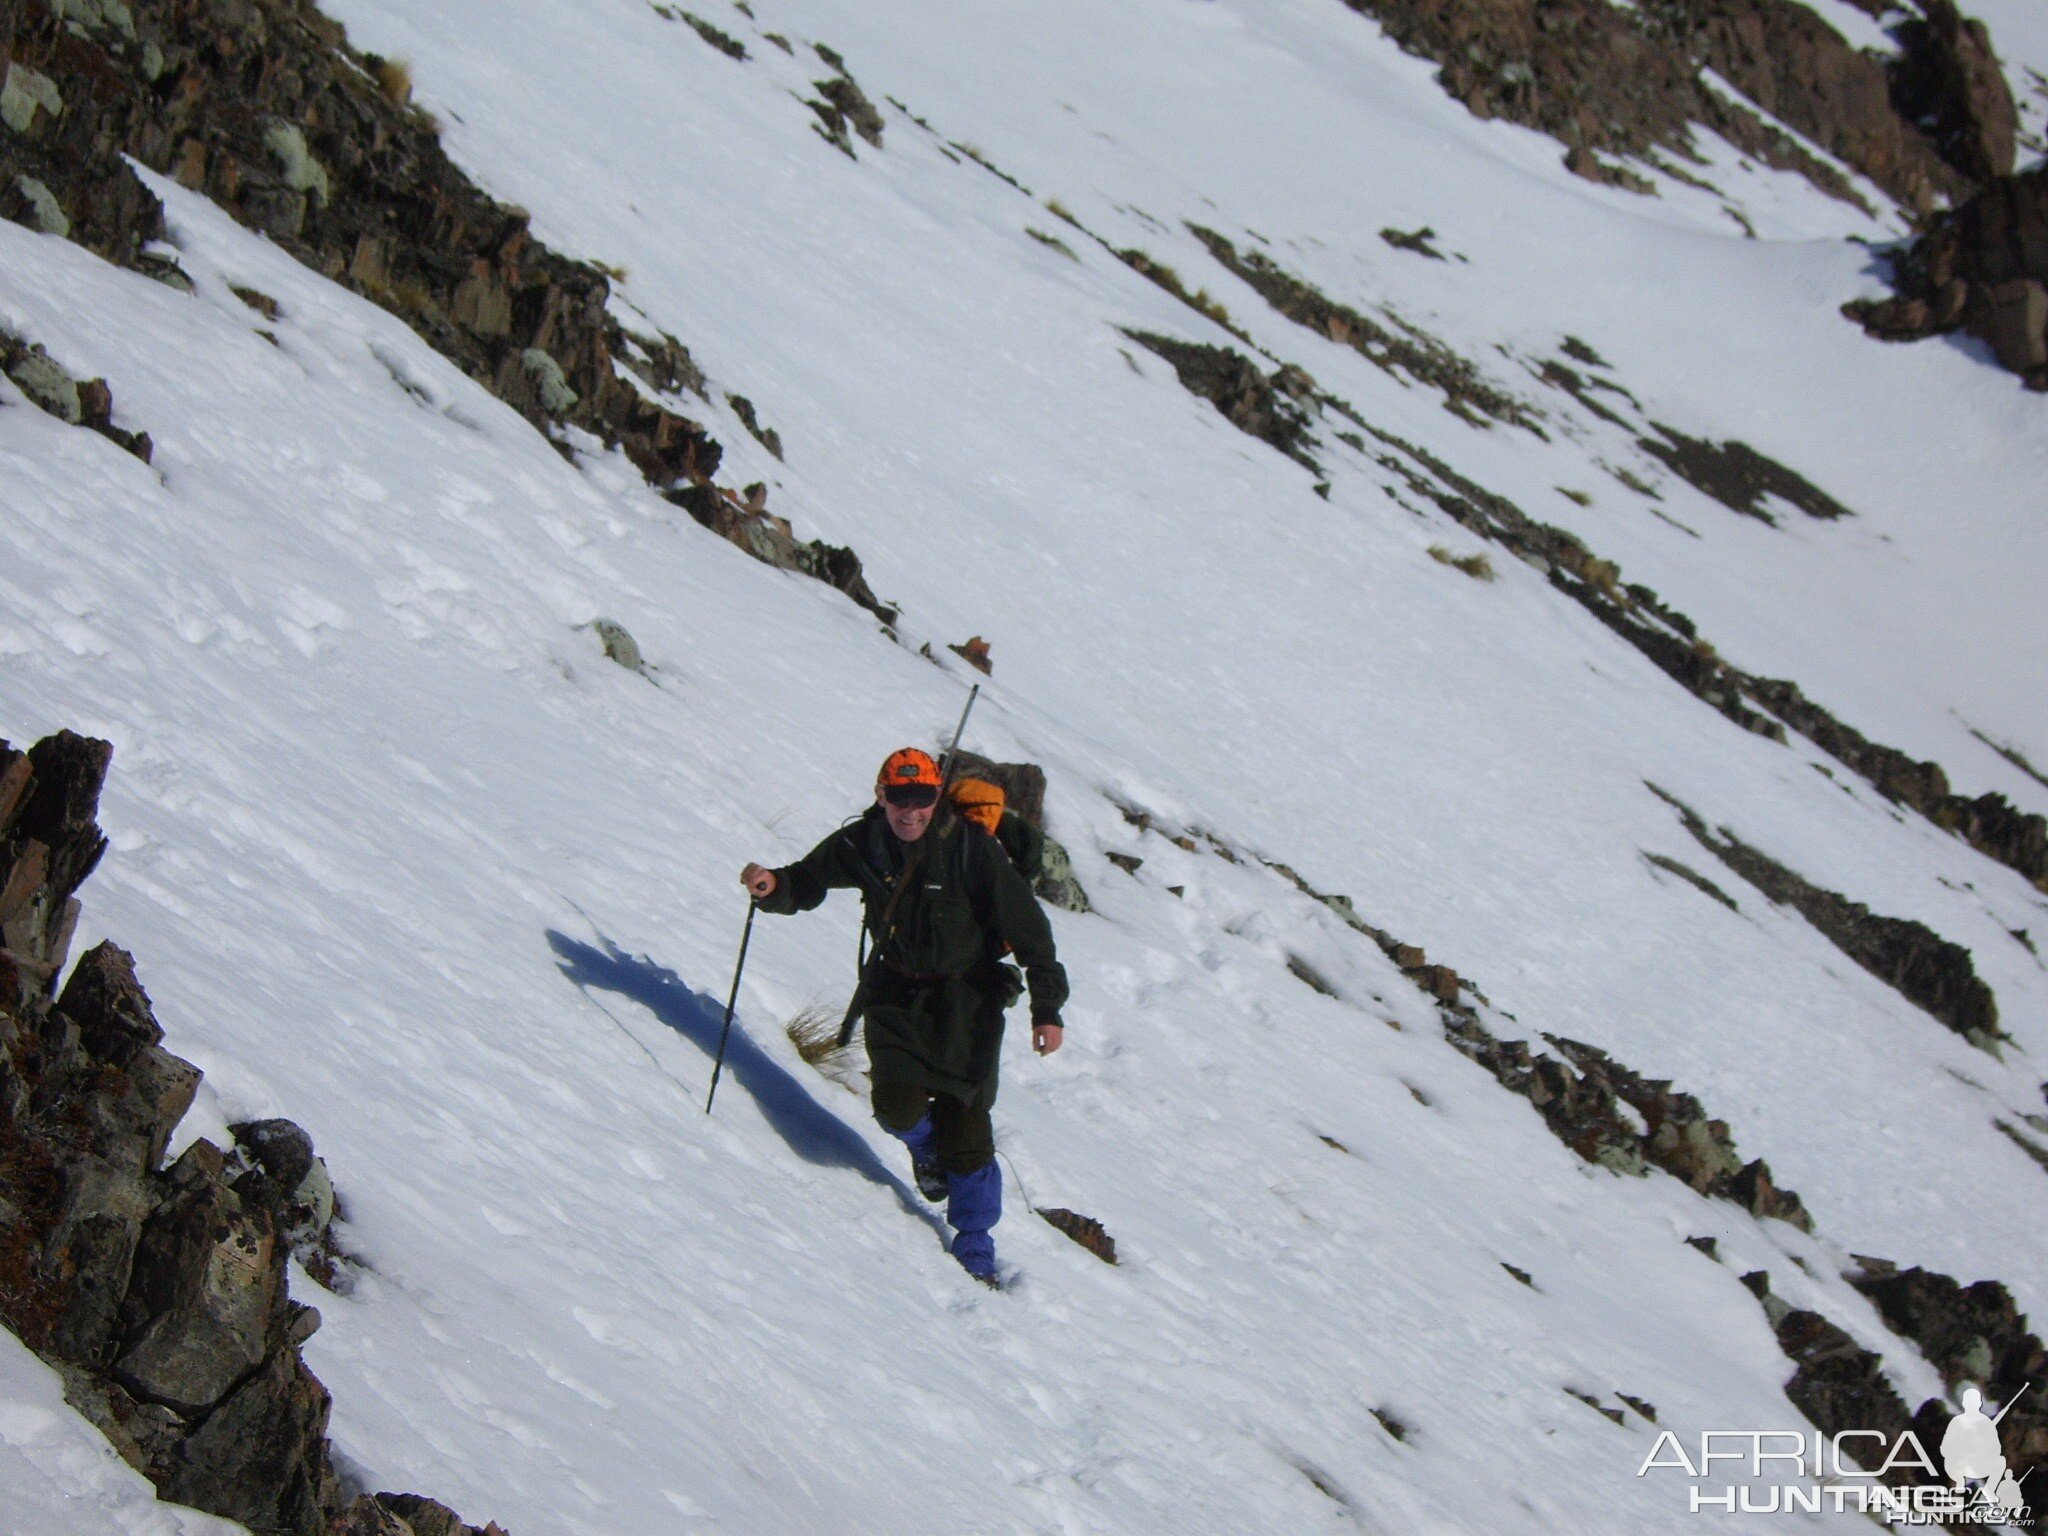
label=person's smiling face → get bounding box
[878,785,938,841]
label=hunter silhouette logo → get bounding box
[1639,1382,2036,1524]
[1943,1387,2032,1524]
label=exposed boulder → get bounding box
[1850,165,2048,390]
[1890,0,2018,187]
[1037,1207,1118,1265]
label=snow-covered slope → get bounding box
[4,0,2045,1531]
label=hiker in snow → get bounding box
[740,748,1068,1285]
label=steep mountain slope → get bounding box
[4,0,2046,1532]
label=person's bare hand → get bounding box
[1032,1021,1063,1056]
[741,863,777,899]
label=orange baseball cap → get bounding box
[877,748,942,788]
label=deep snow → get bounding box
[3,0,2045,1531]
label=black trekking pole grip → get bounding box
[705,901,757,1114]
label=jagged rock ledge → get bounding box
[1650,782,2002,1049]
[1,732,507,1536]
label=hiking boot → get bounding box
[912,1149,948,1203]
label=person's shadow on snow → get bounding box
[545,929,940,1228]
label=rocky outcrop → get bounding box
[668,478,896,626]
[1338,0,2010,216]
[1889,1,2019,187]
[0,733,506,1536]
[1187,227,1539,432]
[1850,1261,2048,1488]
[0,0,717,485]
[806,45,885,157]
[1650,783,2003,1049]
[1,328,154,461]
[1850,165,2048,387]
[1636,425,1853,523]
[0,0,905,623]
[1124,329,1321,471]
[1741,1269,1919,1473]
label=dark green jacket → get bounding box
[759,805,1069,1104]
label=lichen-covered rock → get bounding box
[114,1142,282,1415]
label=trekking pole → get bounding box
[935,682,981,782]
[832,683,983,1050]
[705,901,757,1114]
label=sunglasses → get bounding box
[882,784,940,808]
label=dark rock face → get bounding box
[1851,166,2048,389]
[1742,1270,1917,1473]
[1651,784,2003,1047]
[1338,0,2002,215]
[0,0,716,486]
[0,0,901,623]
[0,733,508,1536]
[1850,1262,2048,1489]
[1124,329,1320,469]
[1890,0,2019,187]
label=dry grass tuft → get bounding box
[1427,544,1496,581]
[786,1004,857,1084]
[376,57,413,107]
